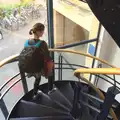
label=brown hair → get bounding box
[29,23,45,35]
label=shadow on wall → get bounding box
[53,10,89,47]
[73,25,88,41]
[64,17,89,44]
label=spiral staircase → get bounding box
[8,80,119,120]
[1,0,120,120]
[0,49,119,120]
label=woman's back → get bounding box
[19,22,53,78]
[24,39,49,57]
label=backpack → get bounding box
[18,40,44,73]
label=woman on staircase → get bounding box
[19,23,54,95]
[24,22,54,78]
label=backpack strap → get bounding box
[24,40,29,47]
[24,40,41,48]
[35,41,41,48]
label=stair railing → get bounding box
[0,48,119,120]
[74,68,120,120]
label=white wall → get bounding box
[97,29,120,102]
[99,30,118,66]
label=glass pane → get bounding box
[54,43,95,81]
[0,1,48,61]
[0,2,48,116]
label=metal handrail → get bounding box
[74,74,118,120]
[0,78,22,100]
[0,64,119,94]
[59,54,120,90]
[0,65,77,101]
[0,63,84,92]
[56,38,97,49]
[0,66,118,120]
[1,66,118,104]
[0,49,118,93]
[0,49,118,96]
[0,73,20,91]
[0,49,118,119]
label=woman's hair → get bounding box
[29,23,45,35]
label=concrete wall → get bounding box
[64,17,88,44]
[54,10,65,46]
[54,10,89,47]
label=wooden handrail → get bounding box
[49,49,116,68]
[74,68,120,75]
[0,49,116,68]
[0,54,19,68]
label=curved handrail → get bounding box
[0,49,116,68]
[49,49,116,68]
[74,68,120,75]
[0,73,20,91]
[0,54,19,68]
[0,78,22,100]
[0,49,118,120]
[75,74,118,120]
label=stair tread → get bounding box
[9,116,73,120]
[48,87,72,110]
[32,91,70,112]
[81,92,117,108]
[15,100,68,117]
[56,83,74,105]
